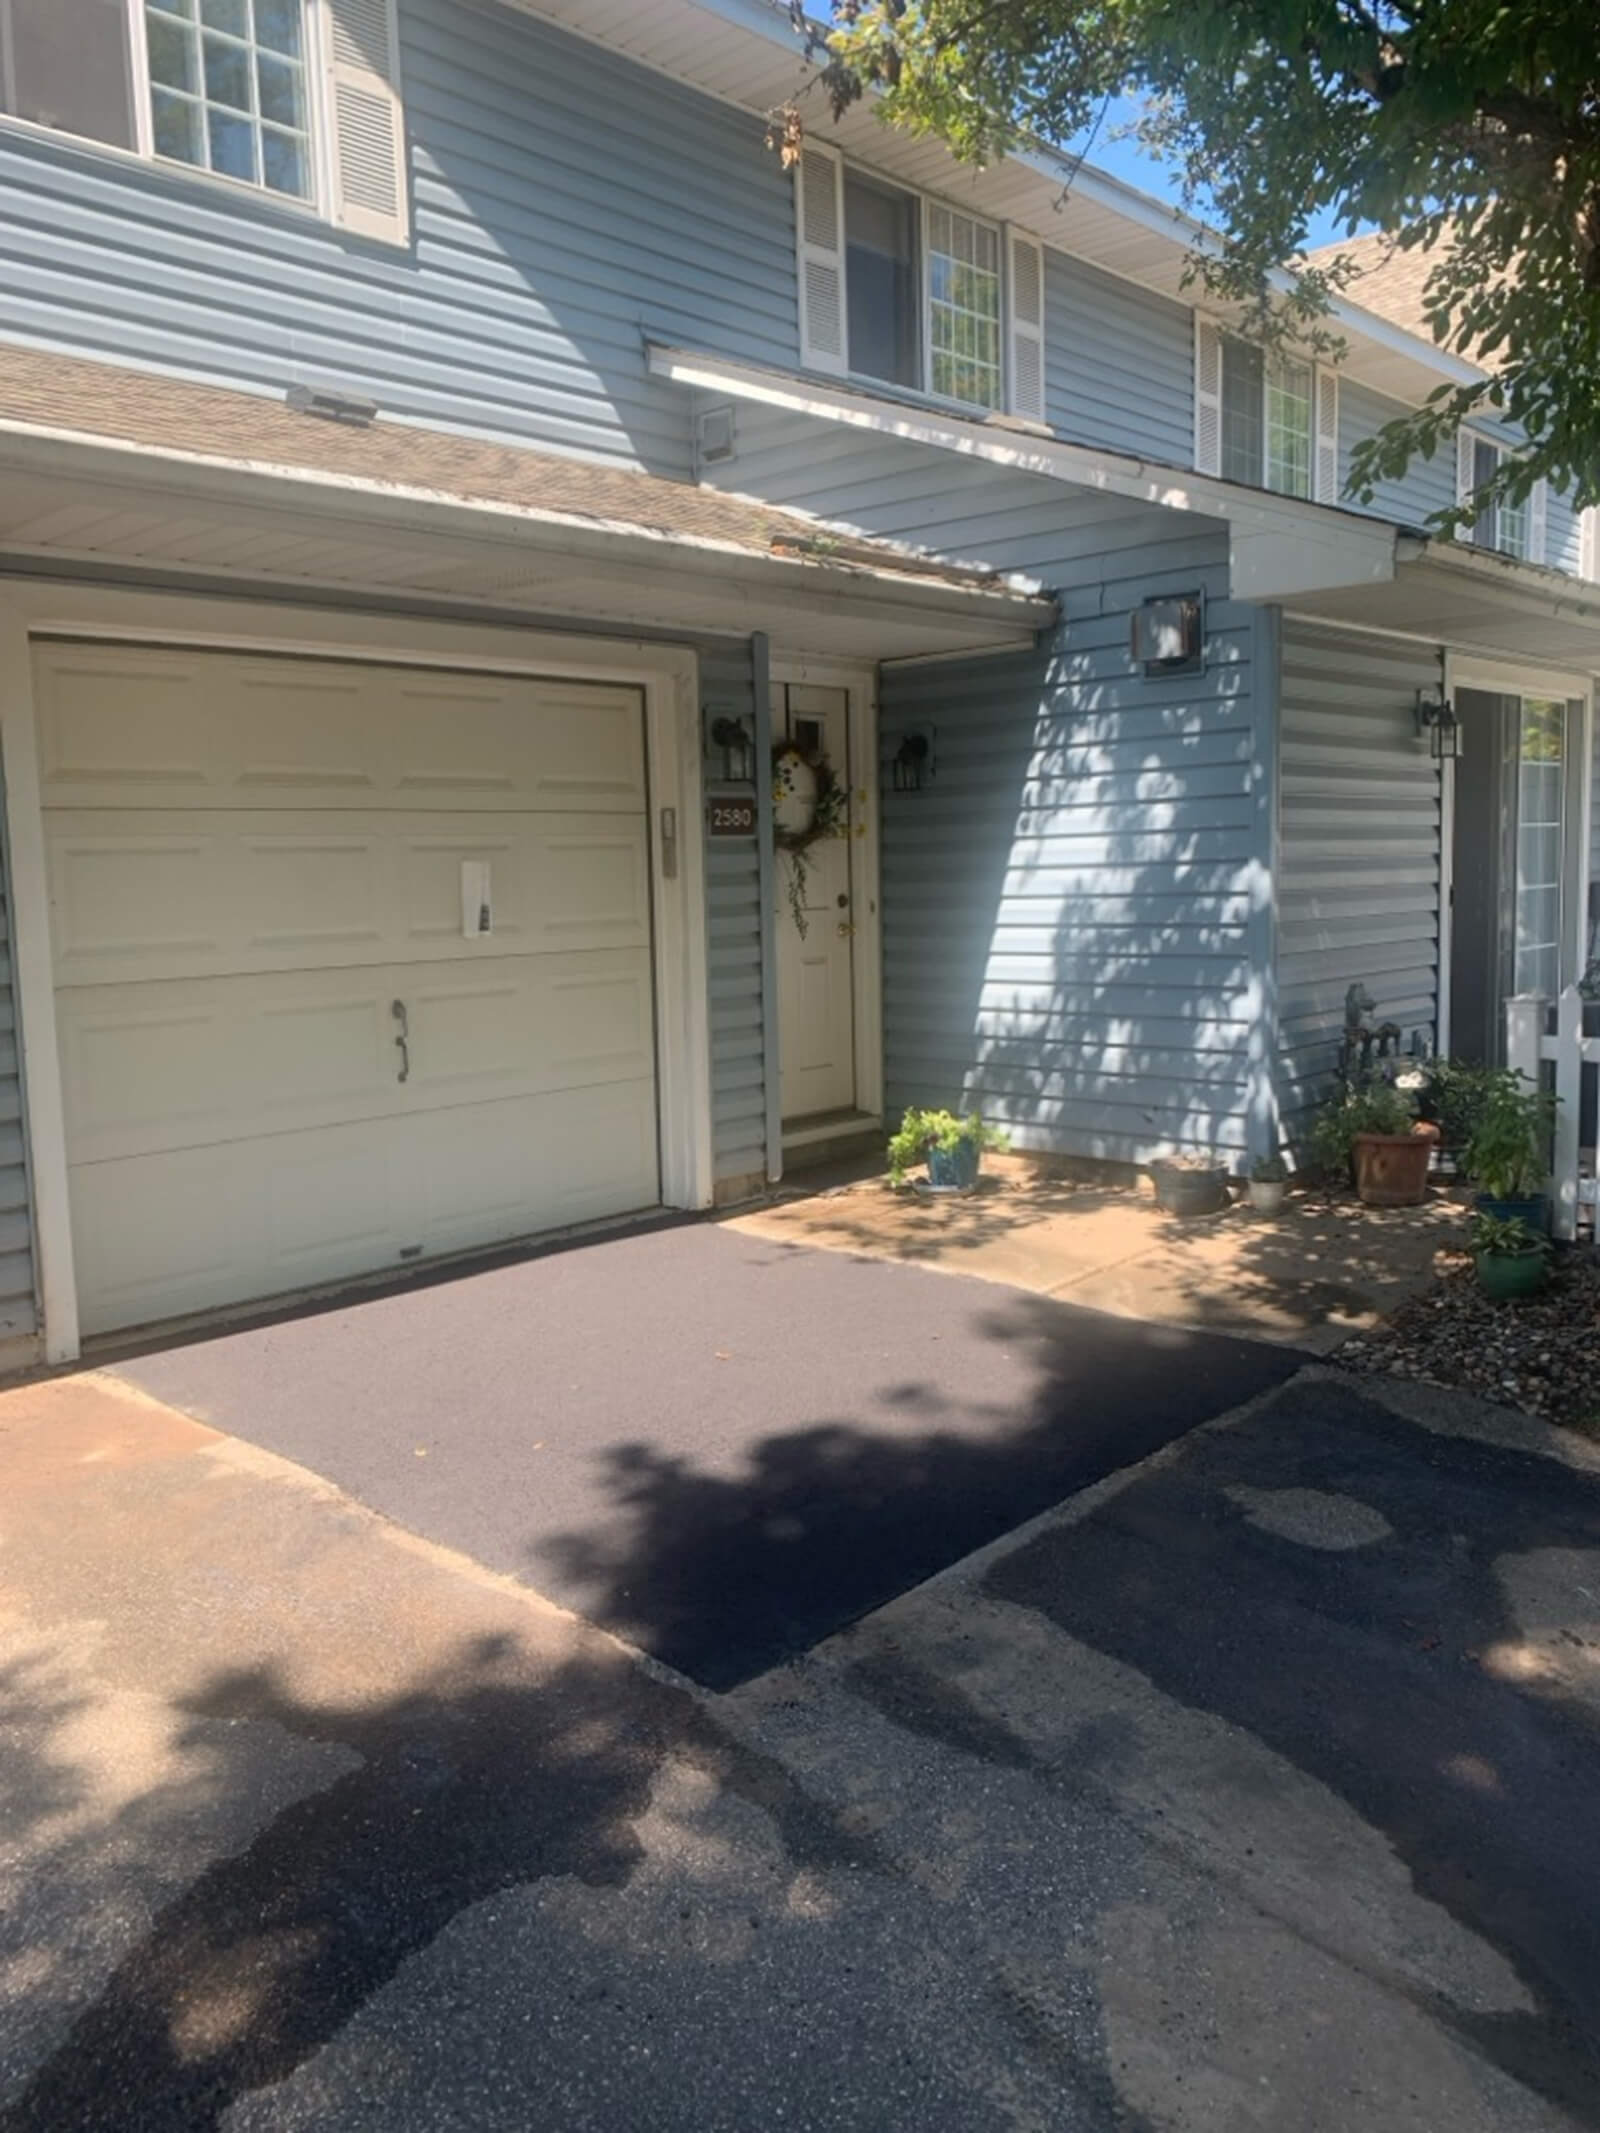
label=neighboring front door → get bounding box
[774,682,855,1122]
[1449,685,1583,1064]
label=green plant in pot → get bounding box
[1469,1211,1549,1302]
[1463,1071,1557,1231]
[1308,1080,1436,1206]
[886,1107,1008,1191]
[1247,1152,1290,1215]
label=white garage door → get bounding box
[37,642,661,1336]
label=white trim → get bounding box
[1436,646,1456,1060]
[1450,654,1596,702]
[770,654,884,1128]
[0,581,717,1361]
[0,607,77,1363]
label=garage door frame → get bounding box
[0,583,713,1362]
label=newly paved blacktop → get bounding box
[4,1223,1600,2130]
[111,1225,1301,1687]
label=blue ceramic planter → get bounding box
[925,1139,981,1192]
[1473,1192,1548,1234]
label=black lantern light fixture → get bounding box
[893,727,935,792]
[1414,650,1460,761]
[708,713,755,785]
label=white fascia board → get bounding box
[0,418,1055,632]
[649,343,1402,601]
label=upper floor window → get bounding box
[145,0,312,201]
[798,143,1046,424]
[0,0,408,242]
[1457,431,1544,563]
[1194,316,1338,505]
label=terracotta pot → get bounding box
[1352,1123,1437,1208]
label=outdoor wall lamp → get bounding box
[893,727,935,792]
[1414,654,1460,761]
[708,713,755,785]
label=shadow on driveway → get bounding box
[113,1224,1302,1686]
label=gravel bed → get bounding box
[1338,1240,1600,1435]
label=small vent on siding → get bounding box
[335,80,400,216]
[330,0,393,73]
[804,259,844,362]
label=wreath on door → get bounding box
[772,742,848,937]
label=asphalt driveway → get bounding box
[4,1355,1599,2130]
[111,1221,1301,1687]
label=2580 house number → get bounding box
[707,796,758,837]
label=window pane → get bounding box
[150,85,204,165]
[202,33,253,112]
[1498,492,1529,559]
[256,52,303,128]
[207,104,256,181]
[146,13,199,92]
[1514,698,1566,994]
[254,0,303,56]
[1221,338,1263,486]
[1265,355,1312,498]
[146,0,310,200]
[928,204,1001,409]
[261,124,308,197]
[844,173,919,389]
[1472,437,1498,545]
[6,0,138,149]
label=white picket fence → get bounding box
[1505,988,1599,1244]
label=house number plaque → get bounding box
[707,795,758,837]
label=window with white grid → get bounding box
[1265,355,1313,499]
[927,204,1002,411]
[144,0,312,201]
[1514,696,1566,998]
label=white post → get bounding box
[1551,986,1584,1243]
[1505,993,1544,1087]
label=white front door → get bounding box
[37,642,661,1334]
[775,682,856,1122]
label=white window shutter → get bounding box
[1456,427,1477,540]
[322,0,409,246]
[1193,316,1223,475]
[796,143,847,375]
[1527,476,1548,566]
[1581,504,1599,582]
[1312,367,1339,504]
[1006,227,1046,423]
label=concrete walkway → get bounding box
[731,1155,1465,1354]
[4,1359,1599,2130]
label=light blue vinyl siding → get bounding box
[698,636,770,1189]
[1045,249,1192,464]
[701,405,1273,1166]
[1336,378,1455,530]
[0,0,797,476]
[1275,620,1442,1137]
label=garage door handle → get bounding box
[391,998,410,1084]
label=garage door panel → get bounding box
[58,949,656,1163]
[44,643,662,1337]
[36,646,647,812]
[48,813,651,985]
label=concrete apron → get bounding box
[3,1362,1598,2129]
[728,1154,1467,1355]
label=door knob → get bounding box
[836,921,856,939]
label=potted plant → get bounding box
[1148,1153,1231,1218]
[1309,1082,1437,1206]
[1247,1152,1290,1215]
[1469,1211,1549,1302]
[886,1107,1008,1192]
[1463,1070,1557,1231]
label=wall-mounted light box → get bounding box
[1131,593,1205,677]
